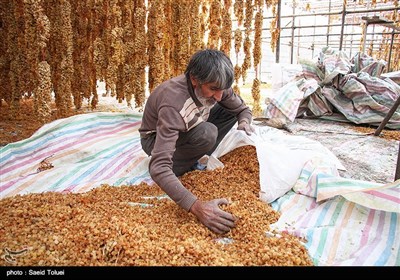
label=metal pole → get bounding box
[327,0,332,46]
[350,14,355,57]
[387,29,395,72]
[339,0,347,50]
[274,23,397,30]
[312,14,316,57]
[290,0,295,64]
[276,0,281,63]
[270,6,400,20]
[274,31,400,38]
[297,18,300,58]
[362,23,368,53]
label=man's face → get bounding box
[193,81,224,108]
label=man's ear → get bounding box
[190,75,198,88]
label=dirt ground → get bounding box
[287,118,399,183]
[1,96,399,185]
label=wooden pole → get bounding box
[374,95,400,136]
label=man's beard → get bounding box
[194,87,217,108]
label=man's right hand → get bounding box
[237,120,255,135]
[189,198,237,234]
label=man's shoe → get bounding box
[191,155,209,171]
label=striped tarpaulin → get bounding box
[271,190,400,266]
[212,126,400,266]
[272,159,400,266]
[0,112,152,198]
[1,113,399,266]
[266,47,400,129]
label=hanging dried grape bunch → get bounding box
[253,10,263,70]
[234,64,242,85]
[199,1,208,50]
[36,7,50,54]
[242,36,251,83]
[148,0,166,92]
[251,78,262,116]
[241,0,253,84]
[221,0,232,55]
[109,2,127,103]
[104,1,122,100]
[359,22,366,52]
[243,0,253,31]
[44,0,74,118]
[87,0,98,110]
[93,0,109,85]
[189,0,203,54]
[163,0,174,80]
[252,5,263,117]
[234,28,242,55]
[255,0,263,7]
[233,83,241,96]
[170,1,181,76]
[119,0,135,108]
[24,0,40,97]
[70,1,92,110]
[132,0,147,108]
[383,42,391,65]
[234,0,244,26]
[207,0,223,49]
[7,0,27,118]
[266,0,278,9]
[377,35,386,58]
[0,1,12,108]
[170,1,191,76]
[233,0,243,96]
[34,61,52,122]
[176,1,191,74]
[368,41,374,56]
[393,42,400,70]
[270,5,280,53]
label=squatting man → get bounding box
[139,49,255,234]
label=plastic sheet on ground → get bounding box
[216,126,399,266]
[0,112,152,198]
[264,47,400,129]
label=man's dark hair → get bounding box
[184,49,234,90]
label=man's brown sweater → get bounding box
[139,74,252,211]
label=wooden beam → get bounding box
[361,16,400,31]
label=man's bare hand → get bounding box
[237,120,255,135]
[189,199,236,234]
